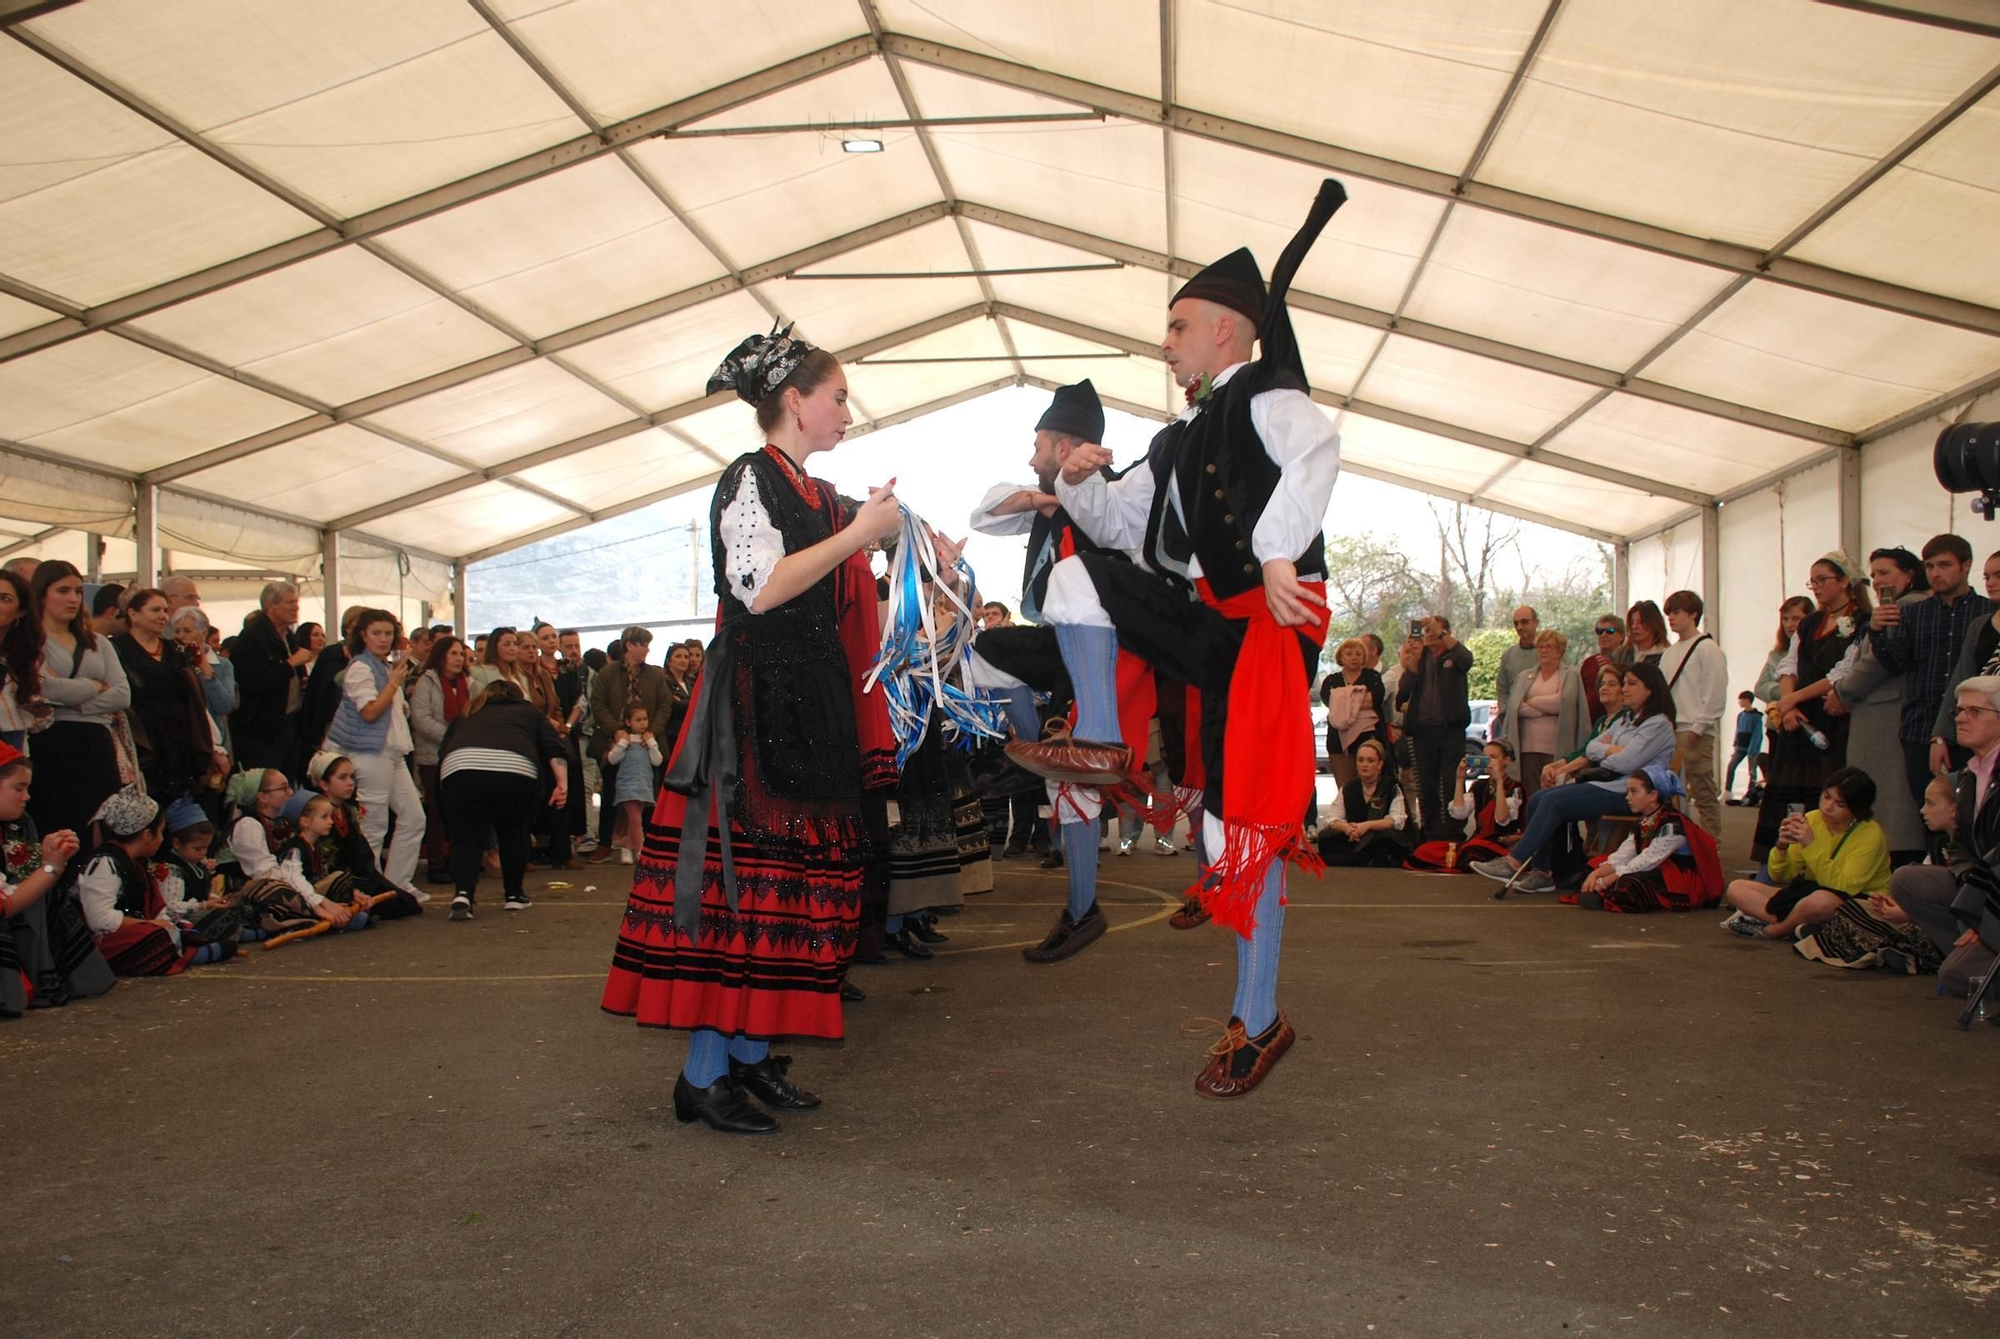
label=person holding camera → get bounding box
[1396,615,1474,842]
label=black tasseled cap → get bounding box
[1171,247,1266,325]
[1034,378,1105,441]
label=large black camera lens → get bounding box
[1937,422,2000,494]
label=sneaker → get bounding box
[575,835,599,853]
[505,893,532,911]
[1153,836,1178,857]
[1469,857,1516,882]
[618,848,633,865]
[406,887,431,904]
[1512,870,1554,893]
[1721,911,1767,939]
[449,895,474,921]
[1115,838,1133,857]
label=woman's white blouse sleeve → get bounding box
[719,469,788,611]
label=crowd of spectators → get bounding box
[7,529,2000,1026]
[0,555,725,1011]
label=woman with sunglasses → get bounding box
[1578,614,1632,722]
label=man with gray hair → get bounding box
[1882,674,2000,998]
[162,574,200,616]
[231,579,312,775]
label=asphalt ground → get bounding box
[7,805,1998,1338]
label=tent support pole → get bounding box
[322,531,342,634]
[133,485,158,590]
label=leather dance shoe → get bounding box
[907,913,949,945]
[1005,722,1132,787]
[840,979,867,1002]
[1168,895,1211,930]
[1194,1014,1296,1099]
[1021,902,1107,963]
[885,927,933,960]
[672,1074,778,1133]
[730,1054,822,1110]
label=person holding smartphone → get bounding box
[1396,615,1475,841]
[323,609,426,895]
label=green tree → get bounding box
[1465,627,1515,700]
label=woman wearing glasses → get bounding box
[1752,552,1871,861]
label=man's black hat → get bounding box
[1170,247,1266,326]
[1034,378,1105,441]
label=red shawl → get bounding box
[1191,577,1331,938]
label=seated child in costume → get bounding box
[1720,766,1890,941]
[1793,773,1950,975]
[76,789,235,976]
[1568,765,1721,912]
[155,796,261,944]
[223,770,352,933]
[273,793,374,932]
[1317,738,1412,868]
[1404,742,1520,871]
[302,751,423,918]
[605,703,663,860]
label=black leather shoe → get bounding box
[673,1074,778,1133]
[1038,847,1065,869]
[908,914,949,945]
[840,979,866,1003]
[886,927,933,960]
[730,1054,822,1110]
[1022,903,1107,964]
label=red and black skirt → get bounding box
[601,671,867,1042]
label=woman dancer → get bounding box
[601,327,900,1134]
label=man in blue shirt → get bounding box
[1723,690,1765,805]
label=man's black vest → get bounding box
[1141,363,1328,601]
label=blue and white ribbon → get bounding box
[864,503,1008,768]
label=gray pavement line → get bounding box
[934,878,1182,955]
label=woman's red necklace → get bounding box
[763,444,820,509]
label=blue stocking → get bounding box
[1230,860,1286,1035]
[727,1036,769,1065]
[1052,624,1120,743]
[1062,819,1097,920]
[683,1028,729,1087]
[999,685,1038,741]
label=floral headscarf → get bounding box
[706,323,815,405]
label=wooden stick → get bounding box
[260,892,399,950]
[263,920,332,950]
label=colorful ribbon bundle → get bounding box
[864,502,1008,768]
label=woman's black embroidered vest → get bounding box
[1143,363,1328,600]
[709,451,862,802]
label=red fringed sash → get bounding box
[1190,577,1329,938]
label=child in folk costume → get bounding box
[1405,741,1523,871]
[1316,738,1412,868]
[75,789,236,975]
[603,703,662,860]
[303,751,423,917]
[1568,765,1723,912]
[272,793,374,932]
[155,796,258,944]
[222,769,354,935]
[0,742,108,1016]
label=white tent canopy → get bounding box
[2,0,1998,638]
